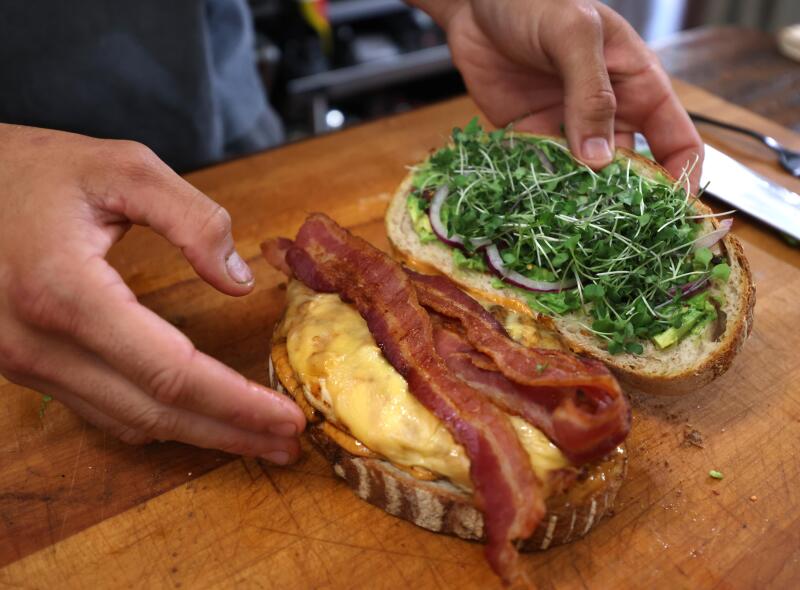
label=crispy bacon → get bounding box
[407,270,621,395]
[260,237,294,277]
[433,327,626,463]
[408,271,630,461]
[286,213,540,586]
[263,234,629,462]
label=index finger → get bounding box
[36,256,306,437]
[84,140,254,296]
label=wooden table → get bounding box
[2,79,800,589]
[656,26,800,132]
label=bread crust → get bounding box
[268,336,627,551]
[386,134,756,396]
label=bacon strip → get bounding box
[285,214,540,586]
[260,237,294,277]
[408,271,630,460]
[408,270,621,395]
[433,327,626,463]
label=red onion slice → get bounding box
[428,186,493,250]
[428,186,465,247]
[485,244,577,292]
[656,276,711,309]
[669,276,710,299]
[694,218,732,250]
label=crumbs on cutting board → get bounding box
[683,427,705,448]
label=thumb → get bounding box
[91,141,254,296]
[545,8,617,169]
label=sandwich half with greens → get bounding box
[386,120,754,395]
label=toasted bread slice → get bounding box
[268,330,627,551]
[386,135,755,395]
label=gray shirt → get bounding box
[0,0,283,171]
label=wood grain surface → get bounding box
[2,80,800,589]
[657,26,800,133]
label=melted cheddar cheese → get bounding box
[279,280,569,490]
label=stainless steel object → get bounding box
[690,112,800,178]
[701,143,800,240]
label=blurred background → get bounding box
[251,0,800,140]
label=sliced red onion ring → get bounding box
[669,276,710,299]
[694,218,732,250]
[428,186,464,247]
[656,276,711,309]
[485,244,577,293]
[654,219,730,309]
[428,186,493,250]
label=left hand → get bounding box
[0,125,305,462]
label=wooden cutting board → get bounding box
[1,80,799,589]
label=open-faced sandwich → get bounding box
[386,121,755,395]
[262,213,631,587]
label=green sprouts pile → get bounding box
[408,119,731,354]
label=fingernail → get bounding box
[262,450,291,465]
[269,422,297,437]
[582,137,612,162]
[226,251,253,284]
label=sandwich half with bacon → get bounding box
[262,213,630,586]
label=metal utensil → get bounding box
[690,112,800,178]
[701,143,800,240]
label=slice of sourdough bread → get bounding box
[386,136,755,396]
[268,331,627,552]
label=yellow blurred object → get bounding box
[298,0,332,53]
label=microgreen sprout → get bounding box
[408,120,733,353]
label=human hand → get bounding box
[412,0,703,190]
[0,124,305,464]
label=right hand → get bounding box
[412,0,704,191]
[0,124,305,464]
